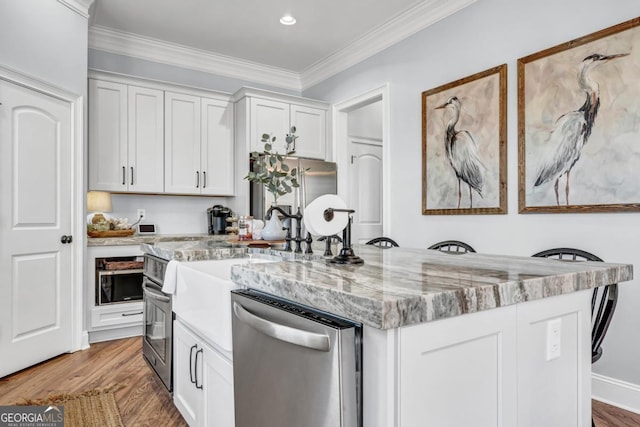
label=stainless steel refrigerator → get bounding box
[250,156,338,220]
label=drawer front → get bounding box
[91,302,144,329]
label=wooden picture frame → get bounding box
[518,17,640,213]
[422,64,507,215]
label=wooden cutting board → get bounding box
[87,229,135,238]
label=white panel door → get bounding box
[128,85,164,193]
[0,79,73,377]
[290,104,326,159]
[88,79,127,191]
[249,98,289,153]
[165,92,201,194]
[349,139,383,244]
[201,98,234,196]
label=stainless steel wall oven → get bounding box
[142,254,173,392]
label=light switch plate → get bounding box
[546,318,562,361]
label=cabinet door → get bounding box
[201,98,234,196]
[250,98,289,153]
[290,104,326,159]
[204,343,235,427]
[89,79,127,191]
[174,320,204,427]
[165,92,202,194]
[398,306,517,427]
[128,86,164,193]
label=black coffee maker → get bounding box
[207,205,232,235]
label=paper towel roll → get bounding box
[304,195,349,237]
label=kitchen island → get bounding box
[143,242,632,426]
[229,245,631,427]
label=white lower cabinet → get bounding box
[365,289,591,427]
[174,319,234,427]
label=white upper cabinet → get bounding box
[201,98,234,196]
[89,79,127,191]
[89,72,235,197]
[290,104,326,160]
[128,86,164,193]
[89,79,164,193]
[249,98,290,153]
[165,92,235,195]
[236,88,328,160]
[164,92,202,194]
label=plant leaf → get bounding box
[264,143,272,151]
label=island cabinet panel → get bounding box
[391,289,592,427]
[398,306,518,427]
[516,290,591,427]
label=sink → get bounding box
[172,256,278,357]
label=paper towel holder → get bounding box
[323,208,364,265]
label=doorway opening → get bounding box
[332,85,390,244]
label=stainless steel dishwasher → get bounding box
[231,289,362,427]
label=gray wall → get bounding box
[348,101,383,141]
[0,0,88,95]
[303,0,640,389]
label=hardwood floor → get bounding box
[1,337,639,426]
[593,399,640,426]
[0,337,186,427]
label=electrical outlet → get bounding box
[137,209,146,219]
[546,318,562,361]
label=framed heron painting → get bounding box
[422,64,507,215]
[519,16,640,213]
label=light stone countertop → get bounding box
[228,245,633,330]
[87,234,231,247]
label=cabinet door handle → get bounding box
[195,348,204,390]
[130,167,134,186]
[202,171,206,188]
[195,171,200,188]
[122,166,126,185]
[121,311,143,317]
[189,344,197,384]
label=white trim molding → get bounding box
[592,373,640,414]
[88,0,476,92]
[332,84,391,236]
[57,0,94,18]
[89,26,302,92]
[300,0,477,90]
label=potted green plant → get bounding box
[245,127,300,240]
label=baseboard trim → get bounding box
[88,326,143,344]
[80,331,90,350]
[592,373,640,414]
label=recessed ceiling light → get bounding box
[280,14,296,25]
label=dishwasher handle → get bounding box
[233,302,331,352]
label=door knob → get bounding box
[60,235,73,244]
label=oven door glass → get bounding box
[143,279,170,362]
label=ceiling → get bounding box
[89,0,476,90]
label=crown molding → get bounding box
[57,0,94,18]
[300,0,477,90]
[88,0,476,92]
[89,26,302,92]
